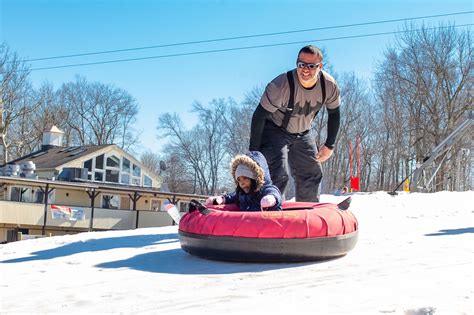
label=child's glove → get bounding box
[205,196,224,206]
[260,195,276,208]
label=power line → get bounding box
[29,24,472,72]
[23,11,473,62]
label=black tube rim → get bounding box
[179,230,358,263]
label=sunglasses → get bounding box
[297,61,321,70]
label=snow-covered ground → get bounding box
[1,191,473,314]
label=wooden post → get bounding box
[128,192,142,229]
[41,184,55,236]
[87,188,100,232]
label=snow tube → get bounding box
[178,199,358,262]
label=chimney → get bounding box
[42,125,64,150]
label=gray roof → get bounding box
[4,145,112,169]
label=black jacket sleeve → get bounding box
[324,107,340,149]
[249,104,272,151]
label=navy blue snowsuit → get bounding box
[223,151,282,211]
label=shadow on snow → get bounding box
[94,248,330,275]
[425,227,474,236]
[1,232,333,274]
[1,233,178,263]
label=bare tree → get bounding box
[154,25,471,195]
[28,82,71,149]
[373,23,472,191]
[140,150,162,175]
[0,43,35,161]
[313,72,373,193]
[160,148,195,193]
[6,89,38,159]
[158,99,231,195]
[58,75,139,149]
[224,86,264,157]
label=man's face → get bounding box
[296,52,322,85]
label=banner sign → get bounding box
[51,205,85,221]
[163,203,181,225]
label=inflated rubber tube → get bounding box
[178,201,358,262]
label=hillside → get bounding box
[1,191,472,314]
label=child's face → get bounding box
[237,176,252,193]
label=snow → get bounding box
[1,191,473,314]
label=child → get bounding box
[206,151,282,211]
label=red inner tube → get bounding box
[179,202,358,239]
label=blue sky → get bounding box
[1,0,472,155]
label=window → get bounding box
[105,169,120,183]
[84,159,92,172]
[83,159,93,180]
[122,157,131,173]
[150,199,161,211]
[94,171,103,182]
[144,175,152,187]
[33,189,55,204]
[132,164,141,186]
[78,153,148,188]
[121,173,130,185]
[102,194,119,209]
[107,155,120,168]
[132,164,141,177]
[95,154,104,170]
[33,190,43,203]
[10,186,55,204]
[10,187,31,202]
[131,177,141,186]
[10,187,21,201]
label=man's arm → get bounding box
[249,104,272,151]
[316,107,340,162]
[325,106,340,149]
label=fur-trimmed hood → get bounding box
[230,151,272,192]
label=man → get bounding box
[249,45,340,202]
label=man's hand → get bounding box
[316,145,334,162]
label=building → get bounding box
[0,126,207,242]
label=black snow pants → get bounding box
[260,121,323,202]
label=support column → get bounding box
[128,192,142,229]
[87,188,100,232]
[40,183,55,236]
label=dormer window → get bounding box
[82,153,151,187]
